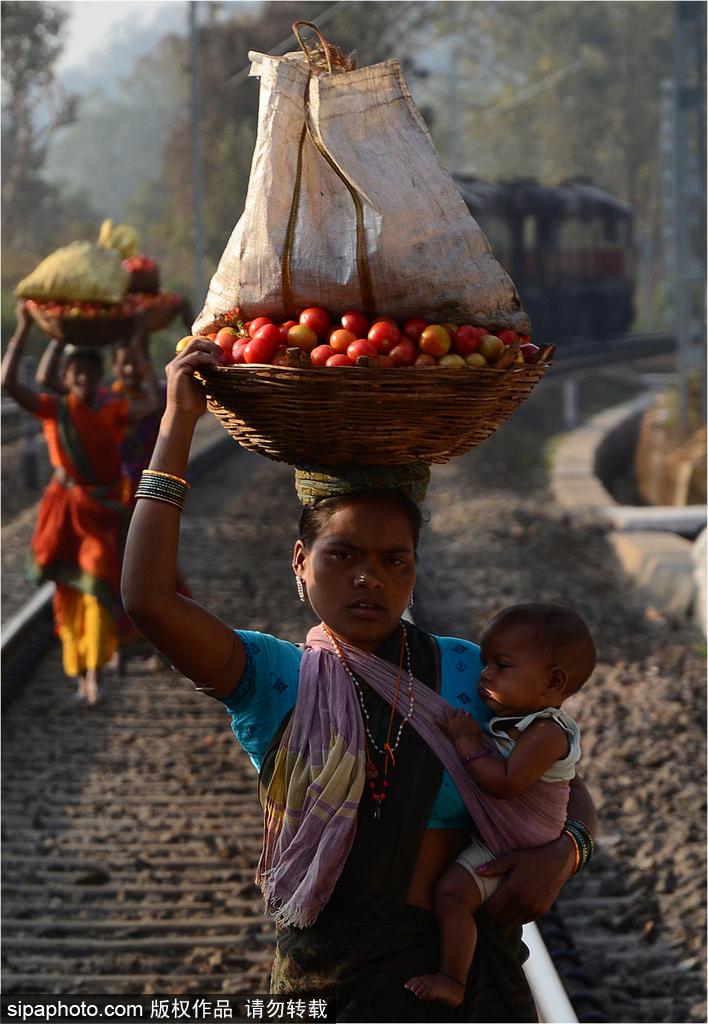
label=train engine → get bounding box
[455,176,635,343]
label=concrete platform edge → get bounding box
[550,394,707,632]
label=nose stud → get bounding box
[355,575,368,586]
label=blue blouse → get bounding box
[220,630,490,829]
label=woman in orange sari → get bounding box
[1,302,159,703]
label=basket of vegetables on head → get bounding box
[16,221,187,346]
[181,22,554,469]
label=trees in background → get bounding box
[1,1,95,284]
[1,1,685,332]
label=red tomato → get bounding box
[378,355,395,368]
[454,325,485,356]
[231,339,249,364]
[252,323,283,348]
[497,329,520,347]
[326,353,354,367]
[367,320,401,354]
[279,319,297,342]
[329,328,357,353]
[347,339,378,361]
[402,317,429,343]
[287,324,319,351]
[244,335,279,364]
[414,352,438,367]
[248,316,272,338]
[215,326,240,353]
[311,344,336,366]
[419,325,451,357]
[388,340,418,366]
[340,310,369,337]
[299,306,332,339]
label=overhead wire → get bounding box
[226,0,351,86]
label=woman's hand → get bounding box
[479,834,575,925]
[165,336,222,423]
[436,706,482,741]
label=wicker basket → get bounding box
[198,361,549,466]
[28,304,135,347]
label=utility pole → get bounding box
[189,1,207,307]
[671,1,706,430]
[658,79,675,327]
[448,29,461,174]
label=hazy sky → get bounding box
[56,0,255,73]
[56,1,181,70]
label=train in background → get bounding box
[455,176,635,343]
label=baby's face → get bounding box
[478,622,554,717]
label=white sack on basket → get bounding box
[193,51,530,335]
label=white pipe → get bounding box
[523,922,579,1024]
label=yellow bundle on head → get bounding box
[15,241,130,304]
[97,219,139,260]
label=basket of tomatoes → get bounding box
[190,305,553,467]
[26,299,136,347]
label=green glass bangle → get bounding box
[134,491,185,511]
[563,818,595,868]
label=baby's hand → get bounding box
[435,706,482,741]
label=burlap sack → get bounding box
[16,241,129,304]
[193,46,530,336]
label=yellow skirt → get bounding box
[54,585,117,677]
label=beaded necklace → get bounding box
[322,622,415,819]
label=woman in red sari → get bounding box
[1,302,159,703]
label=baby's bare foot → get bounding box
[405,972,465,1008]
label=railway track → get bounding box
[2,340,704,1022]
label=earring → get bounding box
[408,591,414,608]
[295,575,306,602]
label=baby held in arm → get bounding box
[406,603,597,1008]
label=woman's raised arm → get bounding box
[121,338,246,699]
[1,301,42,414]
[123,323,162,422]
[35,338,68,394]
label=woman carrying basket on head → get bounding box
[1,301,160,703]
[121,336,597,1022]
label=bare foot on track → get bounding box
[84,670,99,705]
[405,972,465,1007]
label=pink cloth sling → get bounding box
[256,624,568,927]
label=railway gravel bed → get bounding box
[2,355,705,1021]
